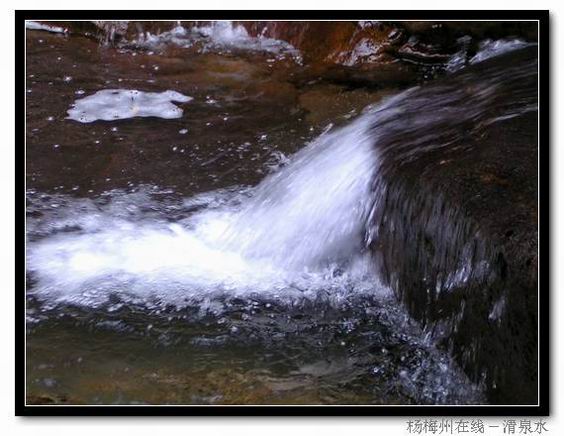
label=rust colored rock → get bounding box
[240,21,401,66]
[29,20,539,71]
[240,20,538,70]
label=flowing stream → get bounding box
[25,22,533,406]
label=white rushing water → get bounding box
[27,102,396,308]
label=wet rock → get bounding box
[241,21,398,66]
[32,20,538,69]
[32,20,180,45]
[368,47,538,404]
[399,21,538,43]
[241,20,538,70]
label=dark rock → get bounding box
[399,21,539,43]
[367,46,538,404]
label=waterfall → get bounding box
[25,98,401,309]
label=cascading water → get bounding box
[27,100,390,307]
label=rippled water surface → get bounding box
[25,26,487,405]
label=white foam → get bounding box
[66,89,193,123]
[27,104,392,308]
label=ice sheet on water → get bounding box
[66,89,193,123]
[26,21,66,34]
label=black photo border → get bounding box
[15,9,550,417]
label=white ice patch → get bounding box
[193,21,301,59]
[136,22,301,62]
[140,25,192,48]
[26,21,66,34]
[66,89,193,123]
[470,39,532,65]
[357,21,381,30]
[445,51,468,73]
